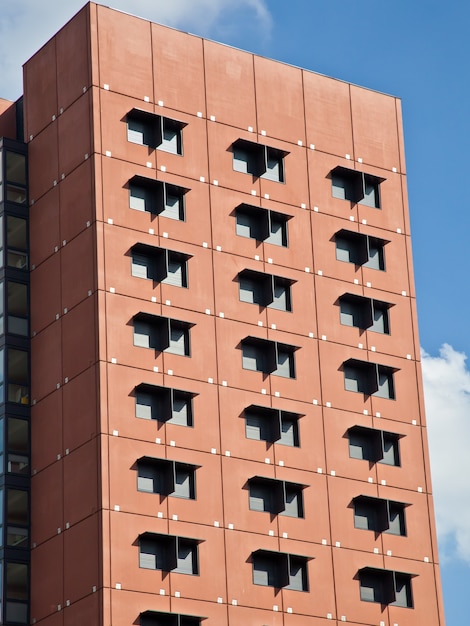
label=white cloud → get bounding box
[422,344,470,564]
[0,0,271,101]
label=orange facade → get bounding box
[24,3,445,626]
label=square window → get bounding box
[137,457,196,499]
[139,534,199,575]
[131,244,189,287]
[252,550,308,591]
[129,176,187,220]
[348,426,401,466]
[133,314,191,356]
[235,204,289,246]
[248,477,304,517]
[238,269,292,311]
[244,405,301,446]
[135,384,194,426]
[127,109,185,155]
[232,139,286,182]
[331,166,382,208]
[343,359,396,399]
[241,337,296,378]
[358,568,413,608]
[339,294,390,335]
[335,230,386,270]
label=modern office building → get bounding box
[0,3,445,625]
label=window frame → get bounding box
[353,495,407,536]
[338,293,391,334]
[235,204,290,246]
[358,567,414,608]
[137,456,197,499]
[126,108,186,155]
[241,337,297,378]
[335,229,387,270]
[252,549,309,591]
[244,404,301,446]
[131,243,190,287]
[347,425,402,466]
[135,383,195,426]
[129,175,188,220]
[138,533,200,575]
[238,269,293,311]
[343,359,397,399]
[232,139,287,183]
[248,476,305,518]
[331,166,383,208]
[133,313,192,356]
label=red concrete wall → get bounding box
[25,3,445,626]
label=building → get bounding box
[0,3,445,625]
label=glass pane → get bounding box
[375,369,394,399]
[360,178,379,208]
[242,344,264,372]
[7,490,28,525]
[249,483,272,512]
[274,349,293,378]
[266,215,287,247]
[393,575,412,607]
[161,192,183,221]
[173,468,193,498]
[137,464,158,493]
[127,119,152,145]
[360,576,380,602]
[8,349,29,404]
[168,326,188,355]
[6,602,28,624]
[365,237,385,270]
[283,488,301,517]
[236,210,257,239]
[134,321,152,348]
[139,540,158,569]
[6,152,26,185]
[170,393,192,426]
[136,392,155,420]
[6,185,27,205]
[165,257,184,287]
[279,417,298,447]
[239,277,258,304]
[130,186,150,212]
[7,418,29,474]
[176,542,196,574]
[7,217,28,268]
[287,558,306,590]
[6,216,27,251]
[380,433,400,466]
[161,121,181,154]
[233,147,250,174]
[245,413,270,441]
[349,431,368,460]
[370,305,388,334]
[132,253,151,279]
[271,280,290,311]
[7,282,28,336]
[6,563,28,600]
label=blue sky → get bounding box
[1,0,468,623]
